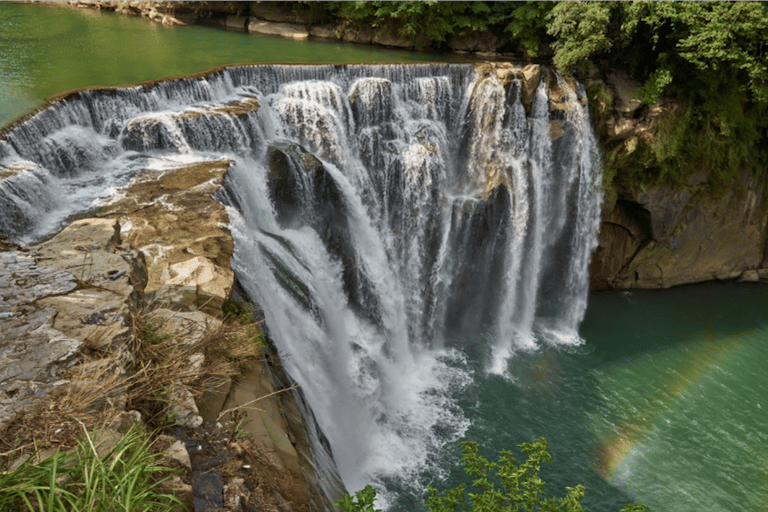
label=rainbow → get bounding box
[594,335,742,480]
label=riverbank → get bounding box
[63,0,526,59]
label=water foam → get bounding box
[0,64,603,498]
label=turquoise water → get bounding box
[0,2,461,128]
[385,283,768,511]
[3,4,766,511]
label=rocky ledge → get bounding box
[0,158,344,511]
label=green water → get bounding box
[0,2,461,128]
[391,283,767,512]
[3,4,767,511]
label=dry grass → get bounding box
[0,307,266,465]
[0,363,128,462]
[126,311,266,429]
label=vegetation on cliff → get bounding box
[548,1,768,193]
[336,438,649,512]
[0,425,184,512]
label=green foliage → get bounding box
[306,1,555,53]
[0,425,184,512]
[547,1,768,192]
[137,317,172,346]
[547,2,613,74]
[486,2,554,57]
[336,485,382,512]
[426,439,586,512]
[548,1,768,103]
[335,439,649,512]
[321,1,491,47]
[222,297,257,324]
[636,68,672,106]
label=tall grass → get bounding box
[0,424,184,512]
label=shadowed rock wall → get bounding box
[585,70,768,289]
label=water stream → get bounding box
[1,61,602,493]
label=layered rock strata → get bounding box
[0,159,343,511]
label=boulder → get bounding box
[606,71,643,116]
[339,23,375,45]
[308,25,336,40]
[372,29,414,49]
[739,269,760,282]
[165,256,234,299]
[97,158,234,296]
[449,30,507,53]
[248,2,312,24]
[247,19,309,40]
[520,64,542,111]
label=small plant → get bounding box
[0,424,185,512]
[336,485,382,512]
[232,412,251,440]
[135,316,173,346]
[222,298,257,324]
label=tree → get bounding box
[547,1,768,190]
[335,438,650,512]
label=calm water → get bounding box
[2,4,766,511]
[0,2,461,127]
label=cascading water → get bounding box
[0,63,602,498]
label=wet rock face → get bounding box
[266,140,384,327]
[0,162,58,239]
[267,140,329,228]
[445,185,511,331]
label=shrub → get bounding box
[336,438,650,512]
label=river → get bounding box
[1,4,766,512]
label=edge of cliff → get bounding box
[0,157,345,511]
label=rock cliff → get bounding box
[0,158,344,510]
[584,70,768,289]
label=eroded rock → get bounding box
[247,19,309,40]
[97,158,234,300]
[0,219,143,430]
[592,171,768,289]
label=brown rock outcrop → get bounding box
[591,171,768,288]
[587,68,768,289]
[96,158,234,303]
[1,155,345,510]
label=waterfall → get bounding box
[0,64,603,495]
